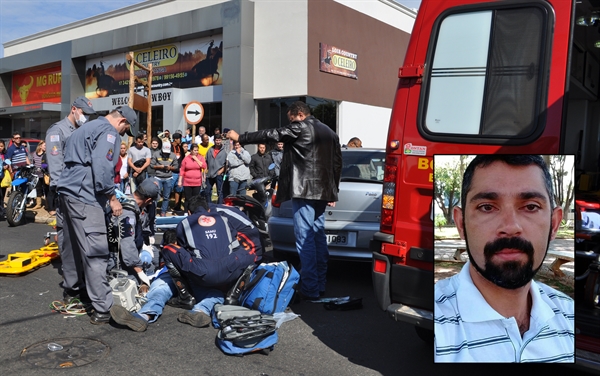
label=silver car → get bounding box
[268,148,384,261]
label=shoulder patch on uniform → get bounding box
[198,215,216,227]
[106,148,114,161]
[107,134,116,144]
[50,145,59,156]
[120,216,134,238]
[50,135,59,142]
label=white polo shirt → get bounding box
[434,262,574,363]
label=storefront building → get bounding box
[0,0,415,148]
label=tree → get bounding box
[434,156,470,225]
[549,155,574,222]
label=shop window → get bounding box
[257,96,337,132]
[139,106,164,138]
[194,102,222,137]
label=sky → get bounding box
[0,0,421,58]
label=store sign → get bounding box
[11,66,62,105]
[110,91,173,107]
[319,43,358,79]
[85,36,223,99]
[134,45,179,68]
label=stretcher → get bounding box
[0,244,60,275]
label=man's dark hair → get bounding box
[173,132,182,140]
[163,229,177,245]
[288,101,311,117]
[461,155,555,210]
[12,132,20,137]
[187,194,209,214]
[135,135,144,141]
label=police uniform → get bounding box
[57,116,121,314]
[108,197,144,272]
[45,116,79,294]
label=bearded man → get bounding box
[434,155,574,363]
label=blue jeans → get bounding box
[171,173,183,193]
[292,198,328,297]
[119,178,130,194]
[228,179,247,196]
[139,273,224,322]
[205,175,224,204]
[158,178,172,214]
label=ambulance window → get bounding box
[422,5,549,143]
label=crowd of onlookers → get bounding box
[0,125,286,221]
[115,126,283,217]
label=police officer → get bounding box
[45,96,96,304]
[108,178,161,290]
[57,105,137,325]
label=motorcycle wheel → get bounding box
[7,190,26,227]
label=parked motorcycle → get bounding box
[223,175,275,250]
[5,160,38,227]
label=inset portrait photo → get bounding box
[433,154,574,363]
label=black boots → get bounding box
[165,261,196,309]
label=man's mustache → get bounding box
[483,237,534,259]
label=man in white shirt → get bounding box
[127,135,151,192]
[194,126,207,145]
[434,155,574,363]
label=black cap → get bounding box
[136,178,161,200]
[72,96,96,115]
[115,106,137,137]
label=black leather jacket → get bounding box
[239,116,342,203]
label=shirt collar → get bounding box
[455,261,555,324]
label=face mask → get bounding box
[75,112,87,126]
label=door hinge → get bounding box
[398,65,424,82]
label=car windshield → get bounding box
[341,150,385,182]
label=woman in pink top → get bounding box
[177,143,207,213]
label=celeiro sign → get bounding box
[319,43,358,79]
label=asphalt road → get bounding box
[0,222,592,375]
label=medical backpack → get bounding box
[236,261,300,315]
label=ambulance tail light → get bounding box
[381,156,398,233]
[373,257,387,274]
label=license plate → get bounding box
[327,232,348,246]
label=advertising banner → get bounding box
[12,66,62,105]
[85,36,223,98]
[319,43,358,79]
